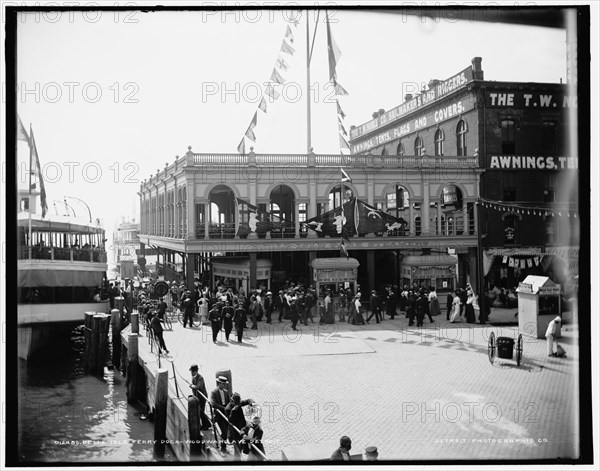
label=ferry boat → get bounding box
[17,193,109,360]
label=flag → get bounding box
[336,100,346,119]
[527,258,533,268]
[340,239,349,259]
[245,112,257,142]
[285,25,294,43]
[270,68,285,85]
[29,126,48,218]
[334,80,349,96]
[276,55,289,71]
[304,199,357,238]
[508,258,515,267]
[339,133,350,151]
[326,11,342,81]
[341,168,352,183]
[355,199,407,235]
[237,137,245,154]
[17,115,30,144]
[265,83,280,100]
[235,198,292,237]
[280,40,295,55]
[258,97,267,113]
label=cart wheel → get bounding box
[516,333,523,366]
[488,331,496,365]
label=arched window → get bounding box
[396,141,405,156]
[434,128,445,156]
[414,136,424,156]
[381,147,388,156]
[456,120,467,156]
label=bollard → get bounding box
[126,334,139,404]
[187,396,205,459]
[131,312,139,334]
[153,368,169,459]
[111,309,122,370]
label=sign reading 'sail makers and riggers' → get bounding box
[349,66,474,141]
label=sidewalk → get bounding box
[156,308,580,461]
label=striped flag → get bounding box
[341,168,352,183]
[276,56,289,71]
[326,10,342,81]
[334,81,349,96]
[245,112,257,142]
[237,137,245,154]
[336,100,346,119]
[270,68,285,85]
[285,25,294,43]
[258,96,267,113]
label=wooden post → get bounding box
[187,396,205,460]
[83,312,95,370]
[87,314,100,374]
[131,312,139,334]
[95,314,110,375]
[111,309,121,370]
[153,368,169,459]
[126,334,139,404]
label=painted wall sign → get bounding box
[351,99,472,154]
[486,90,577,109]
[488,155,578,170]
[350,66,474,141]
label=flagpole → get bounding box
[305,10,312,154]
[28,123,34,258]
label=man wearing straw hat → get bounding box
[210,376,231,452]
[241,415,265,461]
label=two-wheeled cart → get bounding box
[487,332,524,366]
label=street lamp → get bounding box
[52,200,76,217]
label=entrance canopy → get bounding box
[211,256,272,292]
[310,257,360,296]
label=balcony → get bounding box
[18,245,108,263]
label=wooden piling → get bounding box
[83,312,95,370]
[111,309,122,369]
[153,368,169,459]
[187,396,205,460]
[126,333,139,404]
[131,312,139,334]
[94,314,111,375]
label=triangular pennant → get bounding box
[280,40,295,55]
[270,68,285,85]
[326,11,342,81]
[336,100,346,119]
[258,97,267,113]
[276,55,289,71]
[17,114,31,145]
[285,25,294,43]
[333,81,349,96]
[265,83,280,100]
[245,126,256,142]
[237,137,246,154]
[339,133,350,150]
[30,126,48,218]
[338,118,347,137]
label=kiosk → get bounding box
[516,275,561,339]
[311,257,359,296]
[211,257,272,293]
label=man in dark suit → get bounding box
[241,416,265,460]
[331,435,352,461]
[181,291,195,328]
[446,291,454,320]
[367,290,382,324]
[385,286,397,320]
[210,376,231,452]
[221,302,234,342]
[225,392,254,456]
[233,302,246,343]
[189,364,211,430]
[208,302,222,343]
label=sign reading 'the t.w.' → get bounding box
[486,90,577,109]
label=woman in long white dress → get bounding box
[198,295,209,324]
[449,291,462,323]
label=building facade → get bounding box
[347,57,579,298]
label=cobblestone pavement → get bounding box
[145,308,580,462]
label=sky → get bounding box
[11,4,571,233]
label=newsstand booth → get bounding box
[211,257,272,293]
[516,275,561,339]
[311,257,359,296]
[400,254,458,293]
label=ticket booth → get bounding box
[211,257,272,293]
[516,275,561,339]
[311,258,359,297]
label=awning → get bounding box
[485,247,543,257]
[18,269,104,287]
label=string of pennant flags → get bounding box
[501,255,541,270]
[477,197,579,219]
[237,23,298,154]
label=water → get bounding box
[17,326,176,464]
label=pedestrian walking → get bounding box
[386,286,397,319]
[222,302,234,341]
[407,291,417,326]
[428,286,441,317]
[449,290,462,323]
[545,316,561,356]
[208,303,222,343]
[331,436,352,461]
[367,290,382,324]
[233,302,246,343]
[150,313,169,354]
[446,291,454,320]
[181,291,195,328]
[264,291,273,324]
[351,292,365,325]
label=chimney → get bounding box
[428,79,440,90]
[404,93,413,102]
[471,57,483,80]
[372,111,379,119]
[378,108,385,116]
